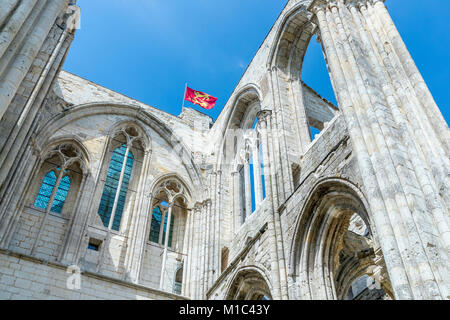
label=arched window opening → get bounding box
[150,179,190,291]
[293,182,394,300]
[301,34,339,142]
[226,269,272,300]
[28,143,86,258]
[259,141,266,200]
[149,205,163,243]
[149,199,177,248]
[34,167,71,214]
[97,143,134,231]
[32,144,84,216]
[173,267,183,295]
[344,275,391,300]
[95,124,146,233]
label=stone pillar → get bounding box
[257,109,283,300]
[159,200,173,290]
[372,0,450,154]
[122,149,151,283]
[214,170,222,282]
[243,155,252,218]
[251,134,264,206]
[0,2,79,202]
[309,0,449,299]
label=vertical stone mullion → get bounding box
[159,200,173,290]
[181,210,191,296]
[243,157,252,218]
[231,171,239,234]
[192,205,201,299]
[252,140,263,206]
[205,190,212,291]
[215,170,222,282]
[123,149,151,283]
[268,69,287,202]
[257,110,282,300]
[58,171,88,263]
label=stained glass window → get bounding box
[51,175,71,213]
[149,206,163,243]
[34,170,57,210]
[34,168,71,214]
[97,144,134,231]
[162,213,175,247]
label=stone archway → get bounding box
[225,267,272,300]
[290,178,393,300]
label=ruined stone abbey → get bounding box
[0,0,448,300]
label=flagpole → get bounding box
[182,83,187,110]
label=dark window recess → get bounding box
[88,238,102,251]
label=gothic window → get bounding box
[238,165,246,223]
[237,116,266,223]
[34,168,71,214]
[97,144,134,231]
[32,144,84,216]
[260,142,266,200]
[28,143,87,258]
[95,124,146,232]
[149,179,190,292]
[149,203,175,247]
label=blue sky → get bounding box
[64,0,449,124]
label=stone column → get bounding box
[372,0,450,153]
[58,171,89,263]
[251,134,264,206]
[159,200,173,290]
[257,109,283,300]
[214,170,222,282]
[309,0,449,299]
[231,171,239,233]
[122,149,151,283]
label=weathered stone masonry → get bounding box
[0,0,448,300]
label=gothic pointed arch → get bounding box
[289,177,393,300]
[225,266,273,300]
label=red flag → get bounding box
[184,87,217,110]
